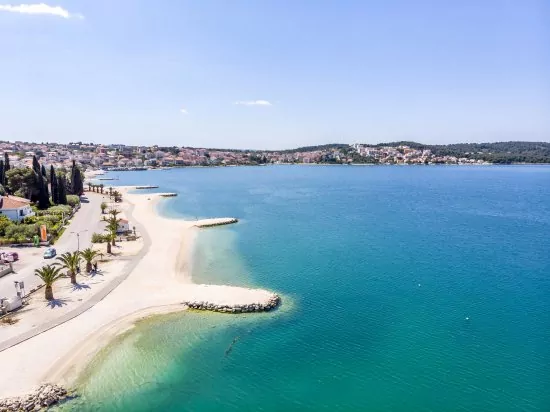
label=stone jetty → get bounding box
[157,192,177,197]
[181,284,280,314]
[0,384,68,411]
[135,185,159,189]
[184,294,280,313]
[194,217,238,228]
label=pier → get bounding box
[135,185,159,189]
[157,193,177,197]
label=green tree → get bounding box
[40,164,49,202]
[0,215,11,236]
[37,175,49,210]
[100,202,107,214]
[104,216,119,252]
[70,160,84,196]
[57,173,68,205]
[0,159,4,189]
[4,152,10,174]
[34,265,64,300]
[6,167,37,199]
[56,251,82,284]
[103,227,115,254]
[50,165,58,204]
[32,155,41,175]
[108,208,121,220]
[80,248,101,273]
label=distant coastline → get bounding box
[1,140,549,173]
[96,161,550,174]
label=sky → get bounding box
[0,1,549,150]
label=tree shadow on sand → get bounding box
[72,283,91,291]
[89,270,104,278]
[46,298,72,309]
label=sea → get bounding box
[59,165,550,411]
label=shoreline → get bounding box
[0,187,280,400]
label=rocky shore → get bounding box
[184,294,280,313]
[0,384,68,411]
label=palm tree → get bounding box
[99,184,104,194]
[108,208,121,220]
[104,229,115,253]
[108,186,113,197]
[80,248,101,273]
[100,202,107,214]
[34,265,64,300]
[105,216,119,247]
[87,182,92,192]
[56,251,82,284]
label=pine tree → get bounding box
[50,165,58,204]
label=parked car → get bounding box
[0,251,19,262]
[43,248,57,259]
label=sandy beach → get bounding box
[0,188,278,399]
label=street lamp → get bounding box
[70,229,88,251]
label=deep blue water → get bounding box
[68,165,550,411]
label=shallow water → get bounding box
[61,165,550,411]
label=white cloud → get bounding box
[0,3,84,19]
[180,108,189,115]
[234,100,272,106]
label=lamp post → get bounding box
[70,229,88,252]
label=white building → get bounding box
[0,195,35,222]
[117,219,130,233]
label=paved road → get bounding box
[0,193,106,299]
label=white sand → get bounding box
[0,189,278,398]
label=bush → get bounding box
[35,205,72,216]
[38,215,62,225]
[66,195,80,207]
[91,232,107,243]
[4,223,39,241]
[22,216,39,224]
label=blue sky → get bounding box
[0,0,548,149]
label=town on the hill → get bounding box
[1,140,549,170]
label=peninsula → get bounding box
[0,187,280,409]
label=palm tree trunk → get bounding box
[86,262,92,273]
[112,237,116,246]
[107,242,111,254]
[45,285,53,300]
[70,271,76,284]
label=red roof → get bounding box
[0,195,31,209]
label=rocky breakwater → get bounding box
[184,294,280,313]
[194,217,239,228]
[0,384,68,411]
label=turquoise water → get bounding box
[65,166,549,411]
